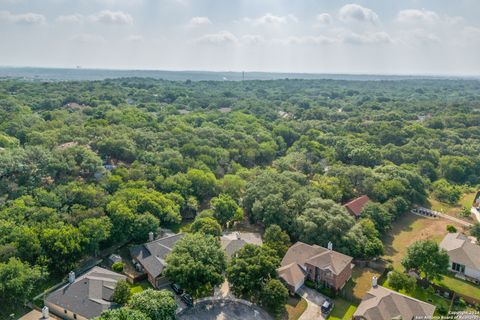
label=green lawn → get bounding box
[382,212,452,269]
[428,191,477,221]
[345,267,383,301]
[435,273,480,300]
[129,279,152,295]
[328,298,357,320]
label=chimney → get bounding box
[149,232,154,242]
[42,306,49,319]
[68,271,75,284]
[327,241,333,250]
[372,276,378,288]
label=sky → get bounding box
[1,0,480,75]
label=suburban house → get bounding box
[277,241,353,293]
[130,233,184,288]
[343,195,370,218]
[439,232,480,284]
[221,231,263,259]
[353,278,436,320]
[44,267,126,320]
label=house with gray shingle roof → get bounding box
[130,233,184,288]
[353,280,435,320]
[277,241,353,293]
[44,267,126,320]
[440,232,480,283]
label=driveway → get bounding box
[298,286,327,320]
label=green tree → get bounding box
[260,279,288,315]
[401,240,449,282]
[470,223,480,242]
[40,225,84,273]
[129,289,176,320]
[112,279,131,305]
[164,234,226,296]
[226,244,279,299]
[79,216,112,255]
[0,258,45,305]
[96,308,149,320]
[388,270,416,292]
[263,224,290,258]
[190,217,222,237]
[211,193,243,226]
[186,168,217,201]
[362,202,393,234]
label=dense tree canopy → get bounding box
[1,77,479,312]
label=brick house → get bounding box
[277,241,353,293]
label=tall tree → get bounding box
[0,258,45,305]
[226,244,279,299]
[402,240,449,282]
[164,234,226,296]
[211,193,243,226]
[129,289,177,320]
[112,279,131,306]
[263,224,290,258]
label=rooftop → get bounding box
[354,285,436,319]
[45,267,126,319]
[440,232,480,270]
[343,195,370,217]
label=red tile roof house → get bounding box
[343,195,370,218]
[277,241,353,294]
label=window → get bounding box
[452,262,465,273]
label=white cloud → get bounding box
[90,10,133,25]
[396,9,439,25]
[56,14,84,23]
[281,35,337,45]
[188,16,212,27]
[0,10,46,25]
[342,31,391,44]
[241,34,265,45]
[339,4,379,25]
[244,13,297,26]
[71,33,105,43]
[195,31,238,45]
[316,13,332,25]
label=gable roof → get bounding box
[354,285,435,320]
[277,242,353,290]
[343,195,370,217]
[440,232,480,270]
[220,232,263,259]
[45,267,126,319]
[130,233,184,278]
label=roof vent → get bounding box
[327,241,333,250]
[149,231,154,242]
[372,276,378,288]
[42,306,49,319]
[68,271,76,284]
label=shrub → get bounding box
[446,225,457,233]
[112,262,125,273]
[304,279,316,289]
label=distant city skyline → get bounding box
[1,0,479,75]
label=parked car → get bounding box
[321,299,334,315]
[181,293,194,307]
[171,283,183,295]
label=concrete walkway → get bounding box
[412,207,473,228]
[297,286,327,320]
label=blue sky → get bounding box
[1,0,479,75]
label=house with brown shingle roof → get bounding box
[277,241,353,293]
[343,195,370,218]
[439,232,480,283]
[353,279,436,320]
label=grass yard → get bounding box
[129,279,152,295]
[382,212,458,269]
[434,273,480,300]
[428,191,477,222]
[347,267,383,300]
[327,298,357,320]
[281,295,308,320]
